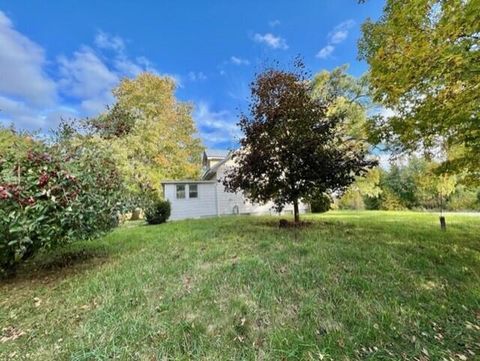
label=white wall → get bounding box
[163,159,310,221]
[164,183,217,220]
[215,160,309,216]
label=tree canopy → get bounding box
[359,0,480,182]
[223,61,376,222]
[85,73,204,196]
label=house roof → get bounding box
[202,152,233,180]
[161,180,216,184]
[204,149,230,159]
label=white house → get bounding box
[161,149,309,220]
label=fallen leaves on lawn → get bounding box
[465,321,480,331]
[183,275,192,293]
[1,326,25,343]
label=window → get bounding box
[189,184,198,198]
[176,184,185,199]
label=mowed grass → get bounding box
[1,211,479,360]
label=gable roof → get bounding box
[202,152,233,180]
[204,149,230,159]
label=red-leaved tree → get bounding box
[223,59,376,222]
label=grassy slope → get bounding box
[1,211,479,360]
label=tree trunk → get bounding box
[293,199,300,223]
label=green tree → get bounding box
[90,73,204,195]
[365,157,458,211]
[415,161,457,209]
[311,65,371,148]
[447,186,479,211]
[311,67,381,210]
[0,126,34,156]
[359,0,480,182]
[339,167,382,210]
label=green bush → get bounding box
[364,195,382,210]
[310,193,332,213]
[446,187,480,211]
[145,199,171,225]
[0,137,126,276]
[338,189,365,210]
[379,189,406,210]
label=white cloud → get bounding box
[269,19,281,27]
[0,95,47,129]
[188,71,207,82]
[58,47,118,99]
[114,57,144,77]
[194,102,240,148]
[95,32,159,77]
[0,10,57,107]
[0,12,161,130]
[73,34,167,112]
[94,30,125,52]
[329,20,355,44]
[230,56,250,66]
[316,45,334,59]
[0,10,60,129]
[57,37,164,115]
[316,19,355,59]
[57,46,119,115]
[0,95,78,130]
[253,33,288,50]
[330,30,348,44]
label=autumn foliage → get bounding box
[223,60,376,222]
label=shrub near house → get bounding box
[0,134,125,276]
[145,199,171,225]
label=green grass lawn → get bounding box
[1,211,479,360]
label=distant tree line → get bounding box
[337,158,480,212]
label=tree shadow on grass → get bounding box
[1,247,111,286]
[254,218,341,229]
[35,249,110,271]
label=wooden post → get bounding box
[439,216,446,231]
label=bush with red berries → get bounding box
[0,137,126,276]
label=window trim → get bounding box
[176,184,186,199]
[189,184,198,198]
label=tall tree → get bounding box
[88,73,204,195]
[223,60,376,222]
[312,66,381,200]
[359,0,480,182]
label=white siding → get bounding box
[215,160,309,216]
[163,156,310,221]
[164,183,217,220]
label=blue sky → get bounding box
[0,0,384,149]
